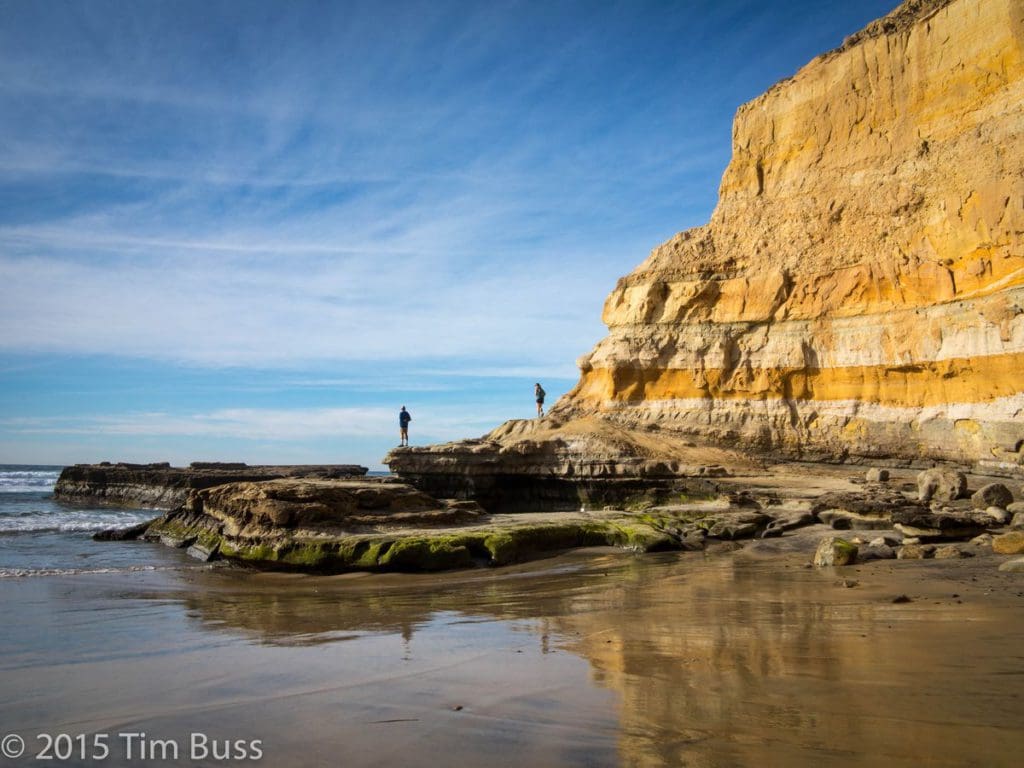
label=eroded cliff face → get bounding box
[560,0,1024,467]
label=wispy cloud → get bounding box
[0,0,900,463]
[2,405,505,443]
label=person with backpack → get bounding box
[534,383,546,418]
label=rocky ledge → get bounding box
[55,461,368,509]
[95,462,1024,573]
[385,415,760,512]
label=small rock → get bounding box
[186,542,220,562]
[1011,512,1024,530]
[892,594,913,603]
[997,557,1024,573]
[813,536,858,567]
[992,531,1024,555]
[971,483,1014,510]
[933,544,973,559]
[970,533,993,547]
[861,544,896,561]
[897,543,934,559]
[838,579,859,588]
[451,705,464,712]
[159,533,196,549]
[866,468,890,483]
[1007,501,1024,515]
[902,536,921,545]
[917,468,967,503]
[92,519,154,541]
[869,535,900,547]
[984,506,1010,525]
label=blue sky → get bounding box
[0,0,896,469]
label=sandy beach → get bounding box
[2,543,1022,767]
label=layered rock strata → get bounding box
[554,0,1024,469]
[387,416,748,512]
[54,462,368,509]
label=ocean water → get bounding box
[0,464,200,577]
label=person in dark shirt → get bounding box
[534,383,546,418]
[398,406,412,446]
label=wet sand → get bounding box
[1,546,1022,767]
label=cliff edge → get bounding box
[390,0,1023,493]
[561,0,1023,468]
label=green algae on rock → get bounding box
[137,476,685,573]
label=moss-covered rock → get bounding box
[813,536,859,566]
[123,474,795,573]
[376,536,476,571]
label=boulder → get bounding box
[970,533,993,547]
[984,507,1011,526]
[971,483,1014,510]
[992,531,1024,555]
[860,544,896,561]
[997,557,1024,573]
[933,544,973,559]
[897,543,935,559]
[813,536,858,567]
[186,541,220,562]
[891,508,992,540]
[866,468,890,483]
[1007,501,1024,515]
[1012,512,1024,530]
[916,469,967,503]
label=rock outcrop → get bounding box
[54,462,369,509]
[388,416,752,511]
[140,476,687,571]
[81,459,1022,572]
[553,0,1024,470]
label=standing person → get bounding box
[398,406,412,446]
[534,383,546,418]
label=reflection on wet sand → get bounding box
[2,549,1022,767]
[164,550,1024,767]
[559,557,1024,767]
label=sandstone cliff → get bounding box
[556,0,1024,469]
